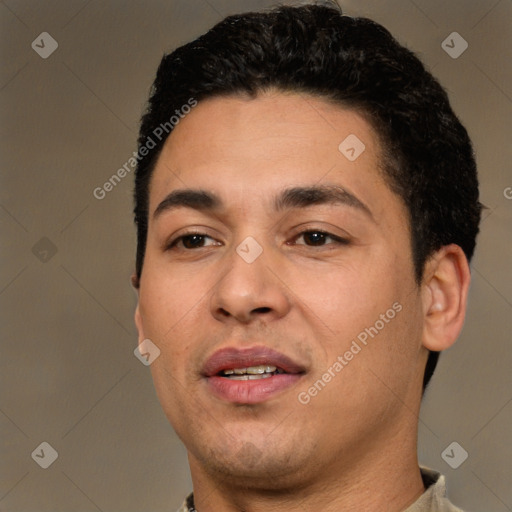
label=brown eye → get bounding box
[303,231,328,246]
[181,234,207,249]
[294,230,348,247]
[167,233,219,251]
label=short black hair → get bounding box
[133,3,482,390]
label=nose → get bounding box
[210,242,291,324]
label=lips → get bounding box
[202,346,306,377]
[202,346,306,404]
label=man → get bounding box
[131,3,481,511]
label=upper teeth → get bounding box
[222,365,277,375]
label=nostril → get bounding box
[253,307,272,314]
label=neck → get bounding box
[188,421,425,512]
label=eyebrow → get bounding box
[153,189,221,218]
[273,184,373,219]
[153,184,373,220]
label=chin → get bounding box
[191,436,318,490]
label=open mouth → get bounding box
[202,346,306,404]
[219,365,287,380]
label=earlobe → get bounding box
[421,244,471,352]
[131,273,140,290]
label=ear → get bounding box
[134,303,147,344]
[421,244,471,352]
[131,273,145,343]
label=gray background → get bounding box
[1,0,511,511]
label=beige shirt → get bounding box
[176,467,463,512]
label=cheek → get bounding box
[138,268,211,380]
[299,298,422,434]
[289,251,418,388]
[140,257,206,327]
[286,253,402,336]
[139,271,208,417]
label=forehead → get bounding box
[148,92,396,217]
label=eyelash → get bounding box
[166,230,350,251]
[290,230,349,247]
[166,232,219,251]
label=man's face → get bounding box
[135,92,428,488]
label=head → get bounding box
[132,2,481,492]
